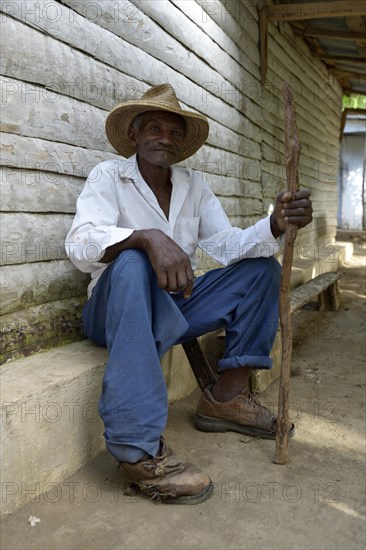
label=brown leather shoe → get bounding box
[196,387,295,440]
[121,438,213,504]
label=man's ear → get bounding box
[128,125,137,144]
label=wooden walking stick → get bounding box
[274,82,302,465]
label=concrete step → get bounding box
[0,340,197,515]
[336,241,354,265]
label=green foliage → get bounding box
[342,95,366,110]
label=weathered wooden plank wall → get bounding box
[0,0,342,362]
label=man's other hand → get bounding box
[270,189,313,238]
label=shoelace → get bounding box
[143,451,181,477]
[124,481,176,501]
[241,390,261,409]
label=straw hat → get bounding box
[105,84,209,162]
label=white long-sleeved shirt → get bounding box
[65,154,280,297]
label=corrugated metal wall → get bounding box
[339,134,366,230]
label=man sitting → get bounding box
[66,84,312,504]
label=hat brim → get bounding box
[105,102,209,163]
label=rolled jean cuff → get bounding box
[105,438,160,463]
[218,354,272,371]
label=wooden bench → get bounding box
[290,271,340,313]
[182,271,341,390]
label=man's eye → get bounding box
[173,130,184,137]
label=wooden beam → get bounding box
[346,16,366,33]
[346,16,366,57]
[331,69,366,80]
[319,55,366,64]
[341,83,353,96]
[0,297,84,364]
[259,8,268,85]
[304,27,366,40]
[268,2,366,22]
[341,108,366,116]
[340,109,347,139]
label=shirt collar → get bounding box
[118,154,191,226]
[118,153,139,182]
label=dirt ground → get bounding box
[1,238,365,550]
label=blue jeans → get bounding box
[83,250,281,462]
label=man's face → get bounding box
[128,111,186,168]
